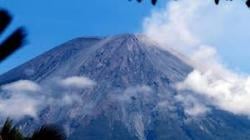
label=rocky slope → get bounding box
[1,34,250,140]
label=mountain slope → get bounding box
[1,34,250,140]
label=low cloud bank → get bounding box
[59,76,96,89]
[175,93,210,117]
[2,80,41,93]
[0,76,96,120]
[0,80,42,119]
[143,0,250,116]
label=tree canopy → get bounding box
[133,0,250,7]
[0,119,66,140]
[0,10,26,63]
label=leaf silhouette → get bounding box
[0,9,26,63]
[132,0,250,7]
[0,119,24,140]
[30,125,66,140]
[0,10,11,34]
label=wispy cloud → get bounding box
[0,80,42,119]
[2,80,41,93]
[143,0,250,116]
[175,93,210,117]
[0,76,96,120]
[59,76,96,89]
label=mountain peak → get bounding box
[110,33,139,44]
[0,33,191,84]
[1,34,250,140]
[114,33,137,38]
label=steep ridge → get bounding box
[1,34,250,140]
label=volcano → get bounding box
[1,34,250,140]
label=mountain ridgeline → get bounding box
[1,34,250,140]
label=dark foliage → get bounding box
[215,0,219,5]
[132,0,250,7]
[129,0,157,5]
[0,9,26,63]
[215,0,250,7]
[246,0,250,7]
[0,119,24,140]
[0,10,11,33]
[0,120,66,140]
[30,125,66,140]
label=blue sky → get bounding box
[0,0,165,74]
[2,0,250,121]
[0,0,250,74]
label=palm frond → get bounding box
[0,10,11,34]
[132,0,250,7]
[0,9,26,63]
[30,125,66,140]
[0,119,25,140]
[246,0,250,7]
[0,28,26,62]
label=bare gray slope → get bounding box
[1,34,250,140]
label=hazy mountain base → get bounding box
[1,34,250,140]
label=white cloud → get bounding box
[47,93,82,107]
[0,80,42,119]
[59,76,96,89]
[2,80,41,93]
[0,76,96,120]
[175,94,210,117]
[143,0,250,52]
[177,70,250,116]
[0,94,41,119]
[143,0,208,52]
[142,0,250,116]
